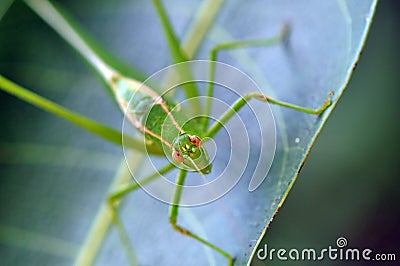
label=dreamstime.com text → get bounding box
[257,237,396,262]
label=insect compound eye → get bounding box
[172,149,184,163]
[189,135,201,147]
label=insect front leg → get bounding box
[203,23,290,129]
[202,21,334,138]
[169,169,235,266]
[205,91,333,139]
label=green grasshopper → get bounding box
[0,0,333,265]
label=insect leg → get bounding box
[203,23,290,129]
[152,0,201,110]
[205,91,333,139]
[107,163,176,265]
[169,169,235,265]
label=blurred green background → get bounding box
[253,1,400,265]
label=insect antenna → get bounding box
[156,96,184,134]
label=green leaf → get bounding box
[0,1,377,266]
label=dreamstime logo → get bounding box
[121,60,276,206]
[336,236,347,248]
[257,237,397,262]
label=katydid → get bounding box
[0,0,335,265]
